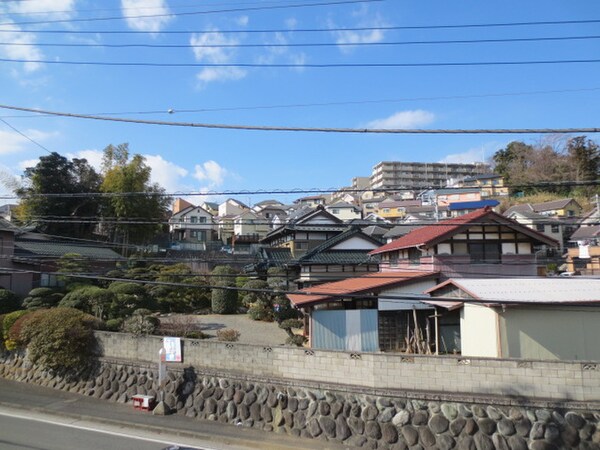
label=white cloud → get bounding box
[328,8,387,53]
[193,160,228,187]
[66,149,104,170]
[236,16,249,27]
[285,18,298,29]
[0,22,44,73]
[18,158,41,170]
[439,142,505,165]
[0,129,56,154]
[366,110,435,129]
[8,0,76,18]
[121,0,173,33]
[190,29,247,86]
[143,154,188,192]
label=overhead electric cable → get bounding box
[0,0,382,27]
[2,18,600,35]
[0,103,598,136]
[1,34,598,49]
[2,180,600,201]
[0,117,52,153]
[2,87,599,119]
[2,56,600,69]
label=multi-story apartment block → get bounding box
[370,161,489,191]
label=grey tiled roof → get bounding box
[15,240,124,260]
[299,250,378,265]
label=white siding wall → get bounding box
[460,304,499,357]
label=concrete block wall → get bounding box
[95,332,600,403]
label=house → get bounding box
[375,199,421,221]
[294,227,382,287]
[370,207,559,278]
[426,278,600,360]
[294,195,329,208]
[200,201,219,216]
[455,173,509,197]
[260,206,347,258]
[422,188,482,207]
[287,271,440,352]
[565,207,600,274]
[287,208,560,353]
[218,198,249,217]
[447,199,500,217]
[0,204,17,222]
[504,198,583,219]
[325,201,362,221]
[0,218,35,297]
[169,204,217,250]
[504,210,564,252]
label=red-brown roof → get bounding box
[288,271,438,306]
[369,207,558,255]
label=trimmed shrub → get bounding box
[19,308,100,370]
[216,328,240,342]
[22,288,63,310]
[105,318,123,332]
[2,310,31,350]
[121,308,159,335]
[210,266,238,314]
[59,286,114,319]
[107,282,154,319]
[0,289,20,314]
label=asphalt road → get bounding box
[0,412,183,450]
[0,378,352,450]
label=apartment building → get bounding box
[370,161,489,190]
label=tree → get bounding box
[100,144,170,249]
[149,263,210,313]
[210,266,238,314]
[15,152,102,238]
[22,288,63,310]
[0,289,20,314]
[567,136,600,196]
[19,308,101,371]
[106,282,153,319]
[59,285,114,319]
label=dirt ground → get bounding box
[159,313,290,346]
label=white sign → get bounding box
[162,337,182,363]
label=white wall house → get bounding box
[169,205,217,250]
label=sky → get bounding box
[0,0,599,206]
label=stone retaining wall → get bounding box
[95,331,600,403]
[1,352,599,450]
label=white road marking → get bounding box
[0,408,218,450]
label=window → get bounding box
[190,216,198,224]
[469,242,501,263]
[551,224,560,233]
[535,224,545,232]
[383,208,390,213]
[199,216,207,223]
[408,248,421,265]
[332,209,340,214]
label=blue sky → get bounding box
[1,0,599,205]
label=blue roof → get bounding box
[448,200,499,210]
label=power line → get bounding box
[1,34,598,49]
[3,267,598,306]
[3,87,599,119]
[0,0,382,27]
[3,18,600,35]
[2,180,600,201]
[0,103,599,136]
[0,117,52,153]
[2,56,600,69]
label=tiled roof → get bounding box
[570,225,600,240]
[370,207,558,255]
[503,204,533,216]
[288,270,438,306]
[533,198,576,212]
[382,224,421,239]
[298,250,378,265]
[15,240,124,260]
[0,217,18,232]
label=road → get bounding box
[0,411,188,450]
[0,378,352,450]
